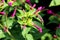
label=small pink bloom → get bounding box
[34,6,45,15]
[47,10,53,14]
[4,27,8,32]
[33,24,42,33]
[38,27,42,33]
[37,6,45,11]
[8,1,13,6]
[21,25,26,29]
[53,35,57,38]
[2,0,4,2]
[0,12,5,15]
[26,0,32,6]
[32,4,36,8]
[30,4,36,10]
[11,8,16,17]
[26,0,30,3]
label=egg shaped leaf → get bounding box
[56,28,60,37]
[26,34,34,40]
[0,30,5,39]
[49,0,60,7]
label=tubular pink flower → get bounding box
[34,6,45,16]
[0,12,5,15]
[2,0,4,2]
[30,4,36,10]
[47,10,53,14]
[26,0,30,3]
[11,8,16,17]
[33,24,42,33]
[37,6,45,11]
[38,27,42,33]
[26,0,32,6]
[32,4,36,8]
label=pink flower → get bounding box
[33,24,42,33]
[34,6,45,15]
[0,12,5,15]
[26,0,32,6]
[38,27,42,33]
[11,8,16,17]
[21,25,26,29]
[26,0,30,3]
[8,1,13,6]
[30,4,36,10]
[53,35,57,38]
[37,6,45,11]
[32,4,36,8]
[47,10,53,14]
[2,0,4,2]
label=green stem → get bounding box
[0,24,4,28]
[7,30,15,40]
[0,8,4,11]
[0,24,15,40]
[1,14,15,40]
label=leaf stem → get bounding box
[0,24,15,40]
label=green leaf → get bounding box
[6,18,14,29]
[2,16,14,29]
[49,15,60,24]
[17,10,24,19]
[13,2,19,6]
[28,9,36,15]
[49,16,55,21]
[0,2,8,11]
[49,0,60,7]
[0,30,5,39]
[33,21,44,28]
[35,0,39,3]
[16,0,26,4]
[9,7,14,12]
[3,2,8,8]
[56,28,60,37]
[26,34,34,40]
[22,27,31,38]
[25,3,30,10]
[41,33,52,40]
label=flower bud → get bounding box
[37,6,45,11]
[53,35,57,38]
[8,1,13,6]
[26,0,30,3]
[2,0,4,2]
[0,11,5,15]
[33,24,42,33]
[47,10,53,14]
[11,8,16,17]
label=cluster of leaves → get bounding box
[0,0,60,40]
